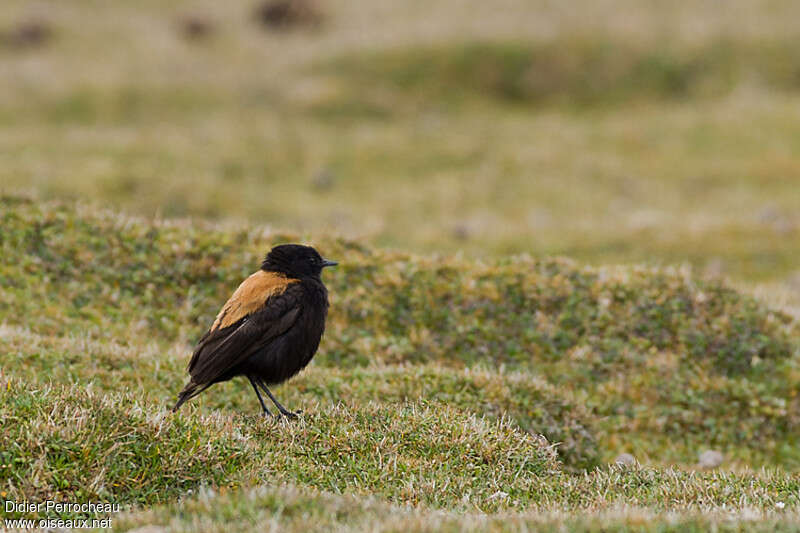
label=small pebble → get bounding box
[613,453,636,467]
[310,168,335,191]
[451,224,470,241]
[177,15,214,41]
[253,0,323,30]
[5,19,53,49]
[697,449,724,469]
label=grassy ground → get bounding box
[118,484,800,533]
[1,200,798,530]
[2,0,800,530]
[1,0,799,293]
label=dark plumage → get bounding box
[172,244,336,417]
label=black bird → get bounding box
[172,244,336,417]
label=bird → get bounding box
[172,244,336,417]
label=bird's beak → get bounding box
[321,259,338,268]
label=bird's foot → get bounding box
[279,409,302,420]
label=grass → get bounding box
[2,0,800,529]
[1,1,799,290]
[120,486,800,533]
[0,380,557,517]
[117,473,800,532]
[312,38,800,110]
[2,198,798,473]
[1,199,799,530]
[0,382,251,508]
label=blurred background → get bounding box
[1,0,798,311]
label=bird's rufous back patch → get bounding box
[210,270,298,331]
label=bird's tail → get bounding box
[172,381,211,412]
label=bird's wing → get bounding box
[208,270,299,333]
[187,273,302,385]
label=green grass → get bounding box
[1,199,799,530]
[313,38,800,110]
[2,1,800,529]
[120,486,800,533]
[2,198,798,473]
[0,382,251,509]
[117,475,800,532]
[1,0,800,291]
[0,381,557,517]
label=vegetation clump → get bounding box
[1,198,799,526]
[0,381,558,517]
[1,198,797,472]
[313,39,800,112]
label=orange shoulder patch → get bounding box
[210,270,298,331]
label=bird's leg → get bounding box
[256,378,300,419]
[248,375,273,417]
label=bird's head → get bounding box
[261,244,337,278]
